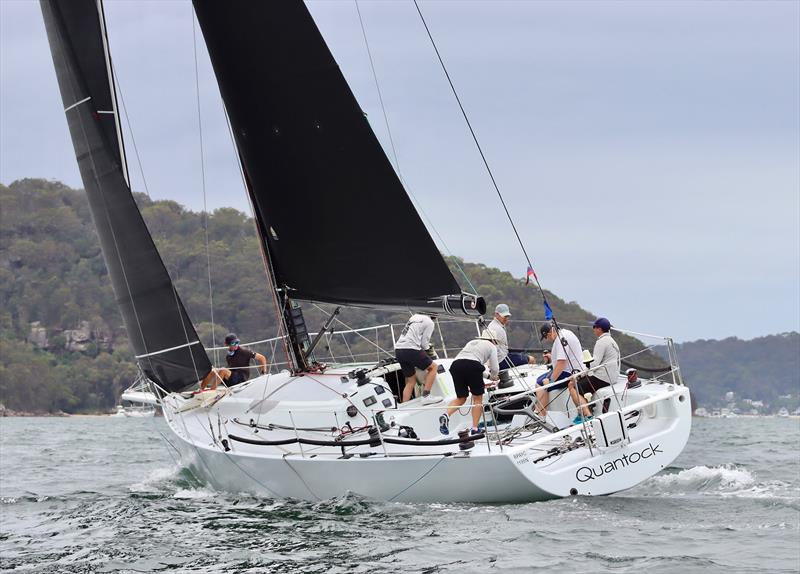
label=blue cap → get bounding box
[593,317,611,332]
[495,303,511,317]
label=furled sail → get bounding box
[193,0,484,316]
[40,0,211,392]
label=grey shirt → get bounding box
[394,314,435,351]
[455,339,500,377]
[591,332,621,385]
[485,318,509,363]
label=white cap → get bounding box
[495,303,511,317]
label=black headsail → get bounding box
[193,0,484,369]
[40,0,211,392]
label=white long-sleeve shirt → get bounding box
[485,318,509,363]
[455,339,500,377]
[591,332,621,384]
[394,314,435,351]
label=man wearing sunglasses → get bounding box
[223,333,268,386]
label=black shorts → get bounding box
[226,370,248,387]
[577,375,611,396]
[395,348,433,378]
[449,359,486,398]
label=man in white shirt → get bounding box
[439,335,500,435]
[535,322,585,417]
[394,313,440,404]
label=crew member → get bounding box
[485,303,536,368]
[439,334,500,435]
[394,314,441,404]
[570,317,620,423]
[224,333,268,386]
[536,322,584,418]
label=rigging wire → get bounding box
[311,303,394,359]
[191,7,218,365]
[412,1,583,386]
[354,0,478,295]
[412,0,535,275]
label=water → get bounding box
[1,417,798,573]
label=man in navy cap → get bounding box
[223,333,268,386]
[569,317,621,423]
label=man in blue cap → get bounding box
[568,317,621,423]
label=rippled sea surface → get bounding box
[1,416,798,573]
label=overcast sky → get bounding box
[1,0,798,343]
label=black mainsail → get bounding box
[192,1,483,316]
[41,0,211,392]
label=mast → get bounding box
[241,168,312,372]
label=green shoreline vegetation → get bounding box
[1,179,796,414]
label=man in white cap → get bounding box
[485,303,536,369]
[485,304,511,364]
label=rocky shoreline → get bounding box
[0,405,110,417]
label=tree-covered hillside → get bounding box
[659,333,800,411]
[0,178,688,413]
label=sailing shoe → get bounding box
[470,427,482,436]
[439,413,450,435]
[422,394,443,406]
[477,421,491,431]
[573,414,594,425]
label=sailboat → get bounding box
[41,0,691,502]
[112,374,159,418]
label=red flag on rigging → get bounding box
[525,265,537,285]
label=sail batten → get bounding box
[193,0,482,314]
[41,0,211,393]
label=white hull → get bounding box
[158,361,691,502]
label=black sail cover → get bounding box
[193,0,474,311]
[40,0,211,392]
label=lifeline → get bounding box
[575,442,663,482]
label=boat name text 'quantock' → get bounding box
[575,442,663,482]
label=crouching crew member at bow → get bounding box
[223,333,268,386]
[439,335,500,436]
